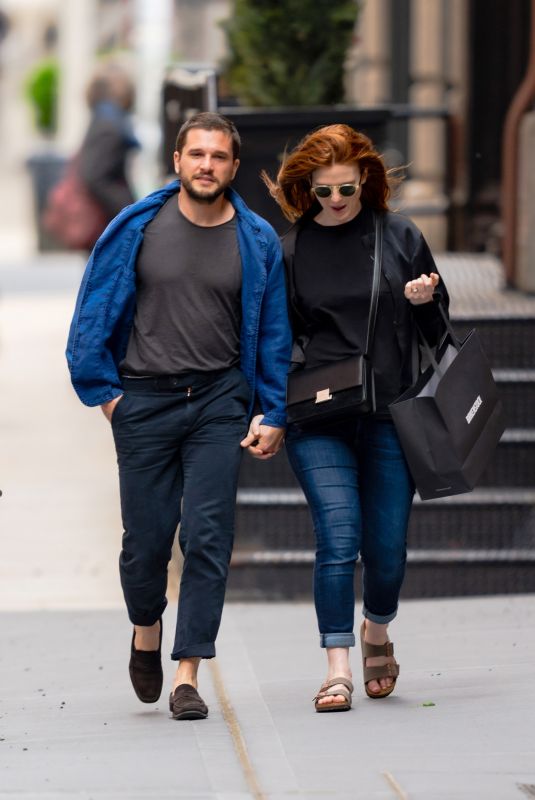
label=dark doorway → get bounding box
[467,0,530,252]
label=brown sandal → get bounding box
[313,677,354,712]
[360,622,399,699]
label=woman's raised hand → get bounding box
[404,272,440,305]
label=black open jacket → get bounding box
[281,207,450,390]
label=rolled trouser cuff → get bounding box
[171,642,216,661]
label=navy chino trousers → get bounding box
[111,367,250,660]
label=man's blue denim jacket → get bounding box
[66,180,292,428]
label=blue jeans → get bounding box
[286,419,414,648]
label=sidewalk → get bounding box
[1,597,534,799]
[0,260,534,799]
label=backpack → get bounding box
[42,157,108,250]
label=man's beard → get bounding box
[180,174,229,204]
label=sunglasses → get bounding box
[310,181,361,199]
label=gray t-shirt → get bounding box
[121,196,242,375]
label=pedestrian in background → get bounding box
[43,61,139,251]
[67,112,291,720]
[78,62,139,233]
[260,124,449,712]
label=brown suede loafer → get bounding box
[169,684,208,720]
[129,620,163,703]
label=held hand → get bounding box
[100,395,123,423]
[240,414,285,460]
[404,272,440,305]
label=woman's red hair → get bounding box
[262,124,399,222]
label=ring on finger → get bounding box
[412,286,419,293]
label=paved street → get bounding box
[1,263,534,799]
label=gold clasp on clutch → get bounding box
[315,388,332,404]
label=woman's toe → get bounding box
[319,692,345,705]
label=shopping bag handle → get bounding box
[436,300,461,349]
[415,299,459,378]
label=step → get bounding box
[479,429,535,486]
[494,370,535,428]
[238,450,298,489]
[234,488,535,553]
[231,548,535,565]
[230,488,535,600]
[226,557,535,600]
[452,317,535,369]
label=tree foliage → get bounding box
[221,0,360,106]
[25,58,59,134]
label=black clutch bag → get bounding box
[286,354,375,427]
[286,214,383,430]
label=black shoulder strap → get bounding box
[364,213,383,358]
[282,221,312,337]
[282,224,298,263]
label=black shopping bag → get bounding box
[389,312,505,501]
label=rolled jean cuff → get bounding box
[362,606,398,625]
[319,632,356,648]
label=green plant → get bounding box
[221,0,360,106]
[25,58,59,134]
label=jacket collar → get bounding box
[95,179,262,248]
[158,180,262,233]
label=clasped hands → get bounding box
[240,415,285,460]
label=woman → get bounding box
[42,63,139,252]
[261,124,449,711]
[78,62,139,244]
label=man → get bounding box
[67,112,291,720]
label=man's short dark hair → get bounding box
[175,112,241,160]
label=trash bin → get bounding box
[161,63,217,176]
[26,150,67,251]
